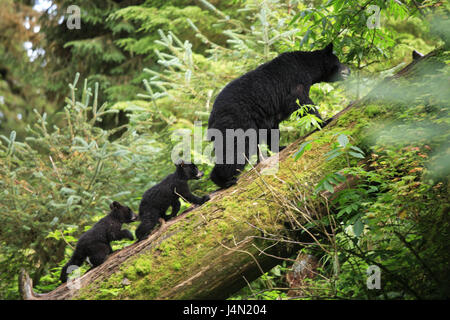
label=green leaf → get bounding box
[334,172,347,182]
[323,180,334,193]
[350,146,364,154]
[349,151,365,159]
[326,149,342,161]
[337,134,349,148]
[294,141,312,160]
[353,219,364,237]
[288,11,302,26]
[300,29,311,47]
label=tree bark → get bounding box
[19,49,440,300]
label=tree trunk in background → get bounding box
[19,49,442,300]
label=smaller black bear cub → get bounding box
[60,201,137,283]
[136,160,210,241]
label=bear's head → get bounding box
[175,160,204,180]
[109,201,138,223]
[319,43,350,82]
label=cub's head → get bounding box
[319,43,350,82]
[109,201,138,223]
[175,160,204,180]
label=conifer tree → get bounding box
[0,0,49,138]
[39,0,245,106]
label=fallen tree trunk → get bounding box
[19,48,442,300]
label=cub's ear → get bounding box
[324,42,333,54]
[110,201,120,210]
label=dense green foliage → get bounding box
[0,0,51,139]
[0,0,448,299]
[40,0,245,104]
[232,49,450,300]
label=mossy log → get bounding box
[19,49,441,300]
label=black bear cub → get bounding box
[60,201,137,283]
[207,42,350,189]
[135,161,210,241]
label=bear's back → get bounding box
[208,51,309,130]
[139,174,179,213]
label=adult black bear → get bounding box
[60,201,137,283]
[135,161,210,241]
[207,43,349,188]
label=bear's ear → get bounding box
[110,201,120,210]
[323,42,333,54]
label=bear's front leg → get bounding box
[164,199,180,221]
[283,84,319,119]
[111,229,134,241]
[118,229,134,241]
[176,184,210,205]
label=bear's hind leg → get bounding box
[86,243,111,269]
[163,199,180,221]
[210,164,239,189]
[135,213,158,242]
[60,248,86,283]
